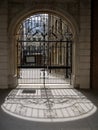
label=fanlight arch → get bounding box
[16,14,73,42]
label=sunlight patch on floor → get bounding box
[1,85,97,122]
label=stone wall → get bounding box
[0,0,8,89]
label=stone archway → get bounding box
[8,7,79,88]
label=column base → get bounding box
[8,74,18,88]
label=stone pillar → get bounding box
[91,1,98,90]
[8,35,18,88]
[0,1,8,89]
[78,0,91,89]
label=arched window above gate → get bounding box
[16,13,73,42]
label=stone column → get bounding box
[8,35,18,88]
[78,0,91,89]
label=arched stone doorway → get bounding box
[8,9,78,88]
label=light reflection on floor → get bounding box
[1,85,97,122]
[18,69,70,84]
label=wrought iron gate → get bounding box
[17,14,73,85]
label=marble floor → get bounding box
[0,88,98,130]
[1,69,98,129]
[1,84,97,122]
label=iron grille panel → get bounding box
[16,13,73,85]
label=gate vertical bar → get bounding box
[66,39,69,78]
